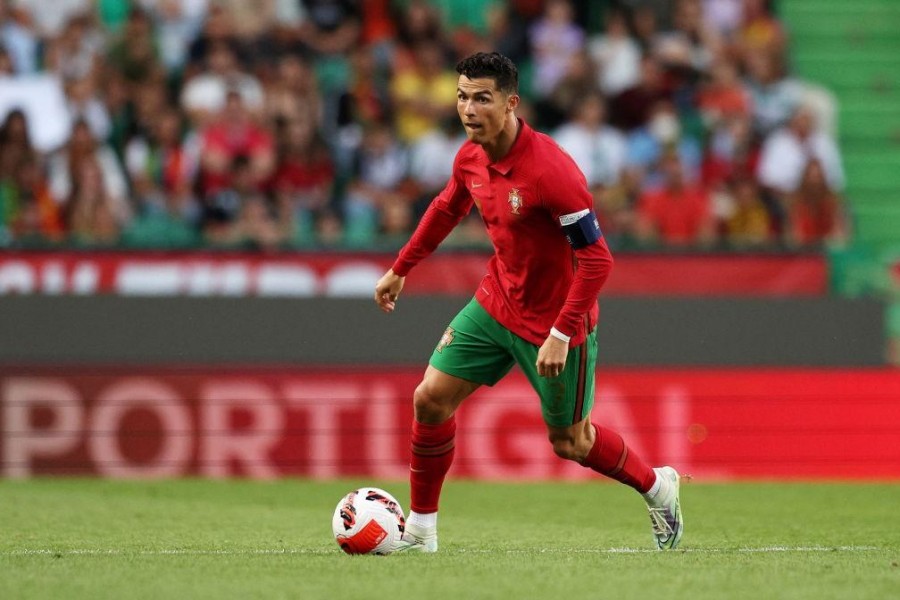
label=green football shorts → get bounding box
[429,298,598,428]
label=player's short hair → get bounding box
[456,52,518,96]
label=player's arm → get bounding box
[375,156,473,313]
[536,164,614,377]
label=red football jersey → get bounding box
[392,120,614,348]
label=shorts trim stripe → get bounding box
[571,315,589,424]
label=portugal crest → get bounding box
[508,188,523,214]
[436,327,455,353]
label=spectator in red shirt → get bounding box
[271,117,335,243]
[198,90,275,198]
[787,159,847,248]
[636,151,714,246]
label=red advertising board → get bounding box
[2,367,898,480]
[0,252,827,296]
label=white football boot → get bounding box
[645,466,684,550]
[391,521,438,554]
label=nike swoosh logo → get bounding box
[471,182,483,188]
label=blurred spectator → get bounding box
[42,14,103,82]
[390,39,457,143]
[142,0,208,76]
[718,175,772,247]
[536,49,598,130]
[625,99,703,190]
[65,74,112,142]
[298,0,361,57]
[696,56,752,128]
[553,91,629,241]
[185,2,236,75]
[330,44,392,171]
[379,195,413,245]
[48,119,130,225]
[1,2,39,74]
[271,116,335,243]
[786,159,847,248]
[216,0,276,46]
[313,207,345,247]
[197,90,275,198]
[13,0,91,40]
[587,8,641,97]
[181,41,264,125]
[392,0,447,73]
[757,104,844,204]
[635,151,714,247]
[553,92,627,195]
[0,108,36,174]
[702,112,759,190]
[528,0,585,99]
[485,3,530,65]
[735,0,786,65]
[654,0,721,77]
[408,116,466,218]
[201,153,252,245]
[265,54,321,125]
[232,193,286,250]
[0,110,61,244]
[609,54,670,131]
[124,106,199,212]
[629,4,661,54]
[107,7,164,84]
[2,155,64,243]
[744,48,801,137]
[344,121,410,244]
[64,156,124,246]
[701,0,744,38]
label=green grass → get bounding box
[1,479,898,599]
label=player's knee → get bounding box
[549,437,579,461]
[413,382,453,423]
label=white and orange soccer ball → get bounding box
[332,487,406,555]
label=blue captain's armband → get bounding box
[559,209,602,249]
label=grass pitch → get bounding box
[1,479,898,599]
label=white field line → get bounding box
[2,545,882,557]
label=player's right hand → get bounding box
[374,269,405,313]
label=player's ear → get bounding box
[506,93,520,114]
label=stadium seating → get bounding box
[784,0,900,248]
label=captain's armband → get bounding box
[559,209,602,249]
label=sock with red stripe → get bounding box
[582,424,656,493]
[409,417,456,514]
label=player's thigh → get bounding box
[511,327,598,428]
[414,364,482,422]
[427,298,516,387]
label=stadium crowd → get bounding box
[0,0,848,251]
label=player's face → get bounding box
[457,76,516,146]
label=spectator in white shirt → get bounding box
[587,9,640,97]
[757,104,844,198]
[553,91,627,191]
[180,41,264,126]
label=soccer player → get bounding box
[374,52,683,552]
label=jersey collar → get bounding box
[486,118,532,175]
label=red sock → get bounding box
[582,424,656,493]
[409,417,456,514]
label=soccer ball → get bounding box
[332,487,406,555]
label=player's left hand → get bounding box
[537,335,568,378]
